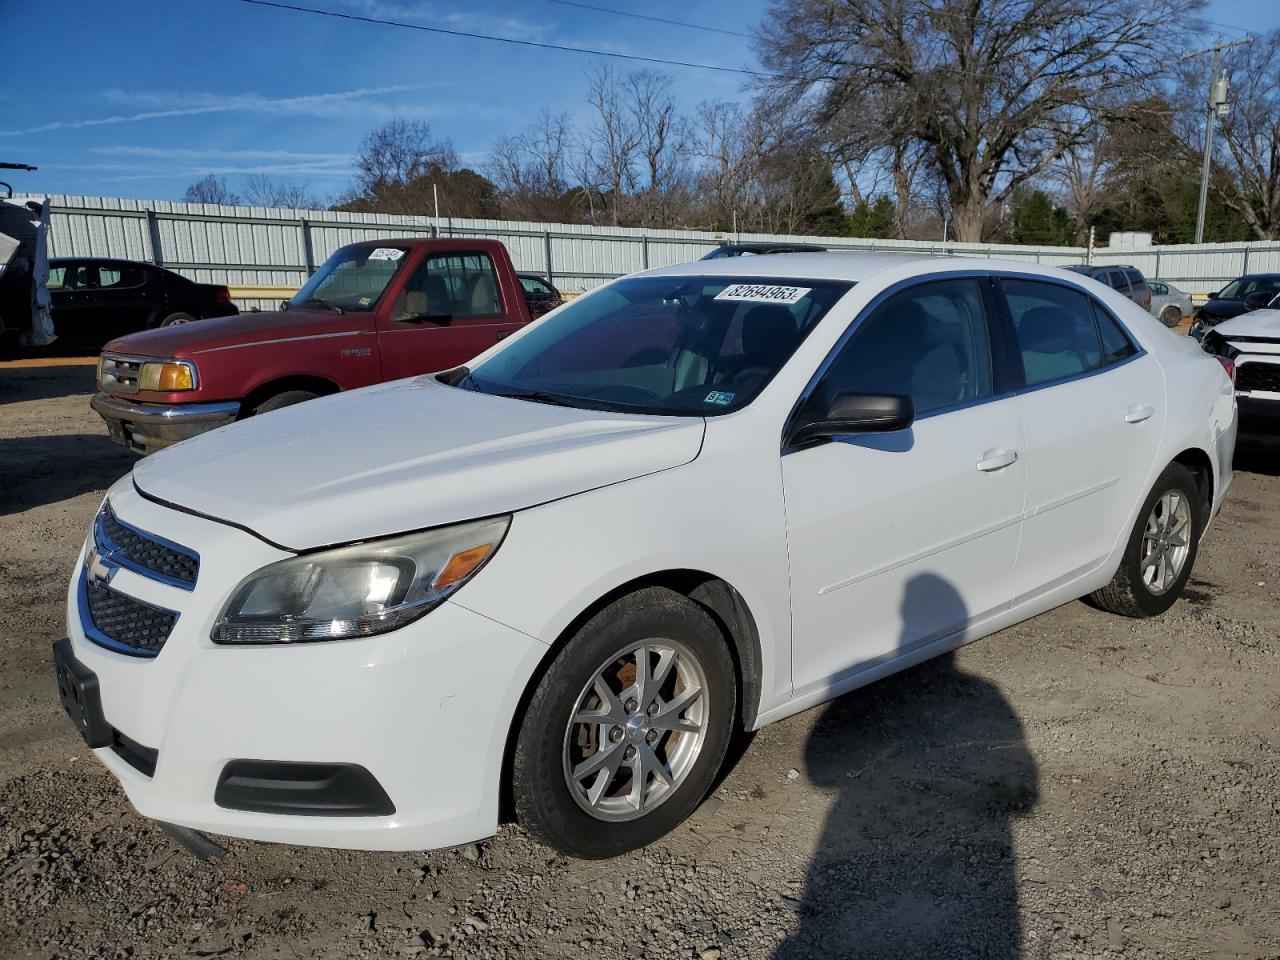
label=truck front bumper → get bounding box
[91,393,240,454]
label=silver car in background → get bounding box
[1149,281,1192,327]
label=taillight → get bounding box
[1214,355,1236,384]
[215,287,232,303]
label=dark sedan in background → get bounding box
[1190,273,1280,340]
[517,272,564,317]
[48,258,237,349]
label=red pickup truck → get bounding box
[91,238,536,454]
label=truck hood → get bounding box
[103,308,364,358]
[1215,307,1280,341]
[131,377,705,550]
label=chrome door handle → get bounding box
[1125,404,1155,424]
[976,448,1019,472]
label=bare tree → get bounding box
[757,0,1196,241]
[1211,31,1280,240]
[340,119,458,215]
[627,71,692,227]
[583,66,642,226]
[240,174,324,210]
[490,111,576,221]
[183,175,239,205]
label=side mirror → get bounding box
[787,392,915,447]
[1244,291,1272,310]
[280,300,291,311]
[1207,291,1219,300]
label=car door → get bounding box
[48,261,100,347]
[92,262,155,340]
[782,276,1026,695]
[378,251,524,380]
[997,277,1164,601]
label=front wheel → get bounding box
[1090,463,1203,617]
[512,587,736,859]
[251,390,318,416]
[160,311,197,326]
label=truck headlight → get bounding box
[211,516,510,644]
[139,359,197,391]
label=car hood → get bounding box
[102,308,364,358]
[131,377,706,550]
[1198,298,1249,322]
[1214,308,1280,341]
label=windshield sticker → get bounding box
[358,296,372,306]
[368,247,405,261]
[715,283,811,304]
[704,390,735,406]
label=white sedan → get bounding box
[55,253,1237,859]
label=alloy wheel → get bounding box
[562,639,709,822]
[1141,490,1191,595]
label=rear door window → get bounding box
[1093,303,1139,365]
[98,264,146,288]
[1001,279,1104,387]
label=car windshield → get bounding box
[289,245,411,312]
[463,274,853,416]
[1217,277,1280,301]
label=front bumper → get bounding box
[90,393,240,454]
[63,482,548,851]
[1237,394,1280,446]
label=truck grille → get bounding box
[97,503,199,588]
[1237,362,1280,394]
[98,353,146,395]
[82,573,179,657]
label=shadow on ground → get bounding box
[0,434,135,516]
[0,363,98,406]
[775,574,1039,960]
[1234,447,1280,477]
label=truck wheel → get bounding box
[1159,306,1181,327]
[160,312,197,326]
[252,390,318,416]
[1090,463,1202,618]
[512,587,736,859]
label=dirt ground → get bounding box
[1,359,1278,960]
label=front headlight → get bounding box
[139,359,197,391]
[211,516,510,644]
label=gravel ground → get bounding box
[1,359,1278,960]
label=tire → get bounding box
[512,587,737,859]
[160,312,197,326]
[251,390,319,416]
[1090,462,1203,618]
[1160,306,1182,328]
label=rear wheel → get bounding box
[512,587,736,859]
[1160,305,1182,327]
[1090,463,1202,617]
[160,311,197,326]
[251,390,319,416]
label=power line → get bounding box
[236,0,781,78]
[546,0,753,39]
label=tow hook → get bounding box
[158,821,230,860]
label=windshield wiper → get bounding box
[497,390,578,407]
[298,297,344,314]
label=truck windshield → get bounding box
[464,275,853,416]
[290,245,411,313]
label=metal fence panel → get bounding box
[23,193,1280,307]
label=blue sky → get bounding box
[3,0,1275,203]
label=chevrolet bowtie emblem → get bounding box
[86,549,116,586]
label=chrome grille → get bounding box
[82,574,178,657]
[1237,362,1280,394]
[98,353,146,395]
[97,503,199,588]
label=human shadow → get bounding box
[0,433,136,516]
[774,573,1039,960]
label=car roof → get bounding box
[642,251,1109,285]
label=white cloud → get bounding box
[0,85,419,137]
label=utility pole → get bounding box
[1183,35,1252,244]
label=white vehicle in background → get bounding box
[1201,307,1280,448]
[1148,280,1193,328]
[54,253,1236,860]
